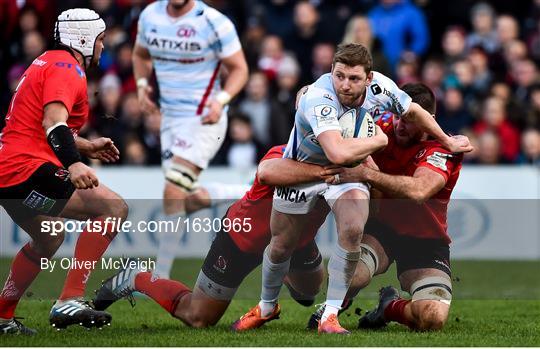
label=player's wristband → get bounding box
[136,77,149,89]
[46,123,82,169]
[215,91,232,106]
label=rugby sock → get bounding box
[204,183,251,203]
[384,299,413,328]
[259,246,290,317]
[0,243,45,319]
[153,212,186,279]
[134,271,191,314]
[59,219,115,300]
[322,244,360,322]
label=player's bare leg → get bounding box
[319,189,369,334]
[0,216,64,335]
[231,210,308,331]
[48,184,128,329]
[359,268,451,331]
[156,156,201,279]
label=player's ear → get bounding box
[366,71,373,84]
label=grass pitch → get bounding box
[0,258,539,346]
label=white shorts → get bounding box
[161,111,227,171]
[273,181,370,214]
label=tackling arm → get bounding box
[402,103,472,153]
[364,166,446,204]
[257,158,330,186]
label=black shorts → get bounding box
[364,218,451,277]
[198,229,322,299]
[0,162,75,223]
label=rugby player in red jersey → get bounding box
[93,145,334,328]
[311,83,463,331]
[0,9,127,334]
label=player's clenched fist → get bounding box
[68,162,99,189]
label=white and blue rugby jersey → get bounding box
[136,1,242,118]
[283,72,412,165]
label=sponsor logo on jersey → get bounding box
[276,187,308,203]
[22,190,56,214]
[426,152,452,171]
[383,88,405,114]
[314,104,338,128]
[416,149,427,159]
[177,25,196,38]
[32,58,47,67]
[54,169,70,182]
[370,84,382,95]
[145,36,202,52]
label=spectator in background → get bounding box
[22,31,46,64]
[466,2,499,54]
[242,17,267,70]
[496,15,520,49]
[274,58,301,142]
[258,35,297,82]
[503,40,529,70]
[285,1,326,85]
[490,81,528,130]
[214,113,265,169]
[442,26,467,69]
[526,84,540,130]
[475,130,502,164]
[518,128,540,165]
[311,42,335,80]
[421,57,446,104]
[238,71,287,147]
[124,135,147,165]
[511,59,540,104]
[368,0,429,74]
[395,52,419,86]
[445,59,478,112]
[341,15,391,76]
[467,46,492,96]
[473,96,520,162]
[438,87,473,135]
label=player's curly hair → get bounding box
[333,43,372,73]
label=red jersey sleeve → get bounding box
[416,145,463,182]
[260,145,286,162]
[42,62,85,114]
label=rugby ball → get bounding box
[338,110,375,139]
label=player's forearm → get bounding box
[404,103,451,148]
[75,137,94,156]
[335,136,387,165]
[366,169,426,203]
[258,158,325,186]
[132,51,153,82]
[221,63,248,100]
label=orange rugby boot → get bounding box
[318,314,350,335]
[231,304,281,332]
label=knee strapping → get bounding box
[165,163,199,193]
[410,276,452,305]
[358,243,379,278]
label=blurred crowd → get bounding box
[1,0,540,167]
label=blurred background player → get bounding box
[132,0,249,279]
[0,9,127,334]
[93,145,332,328]
[233,43,472,335]
[312,83,462,331]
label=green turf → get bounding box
[0,258,539,346]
